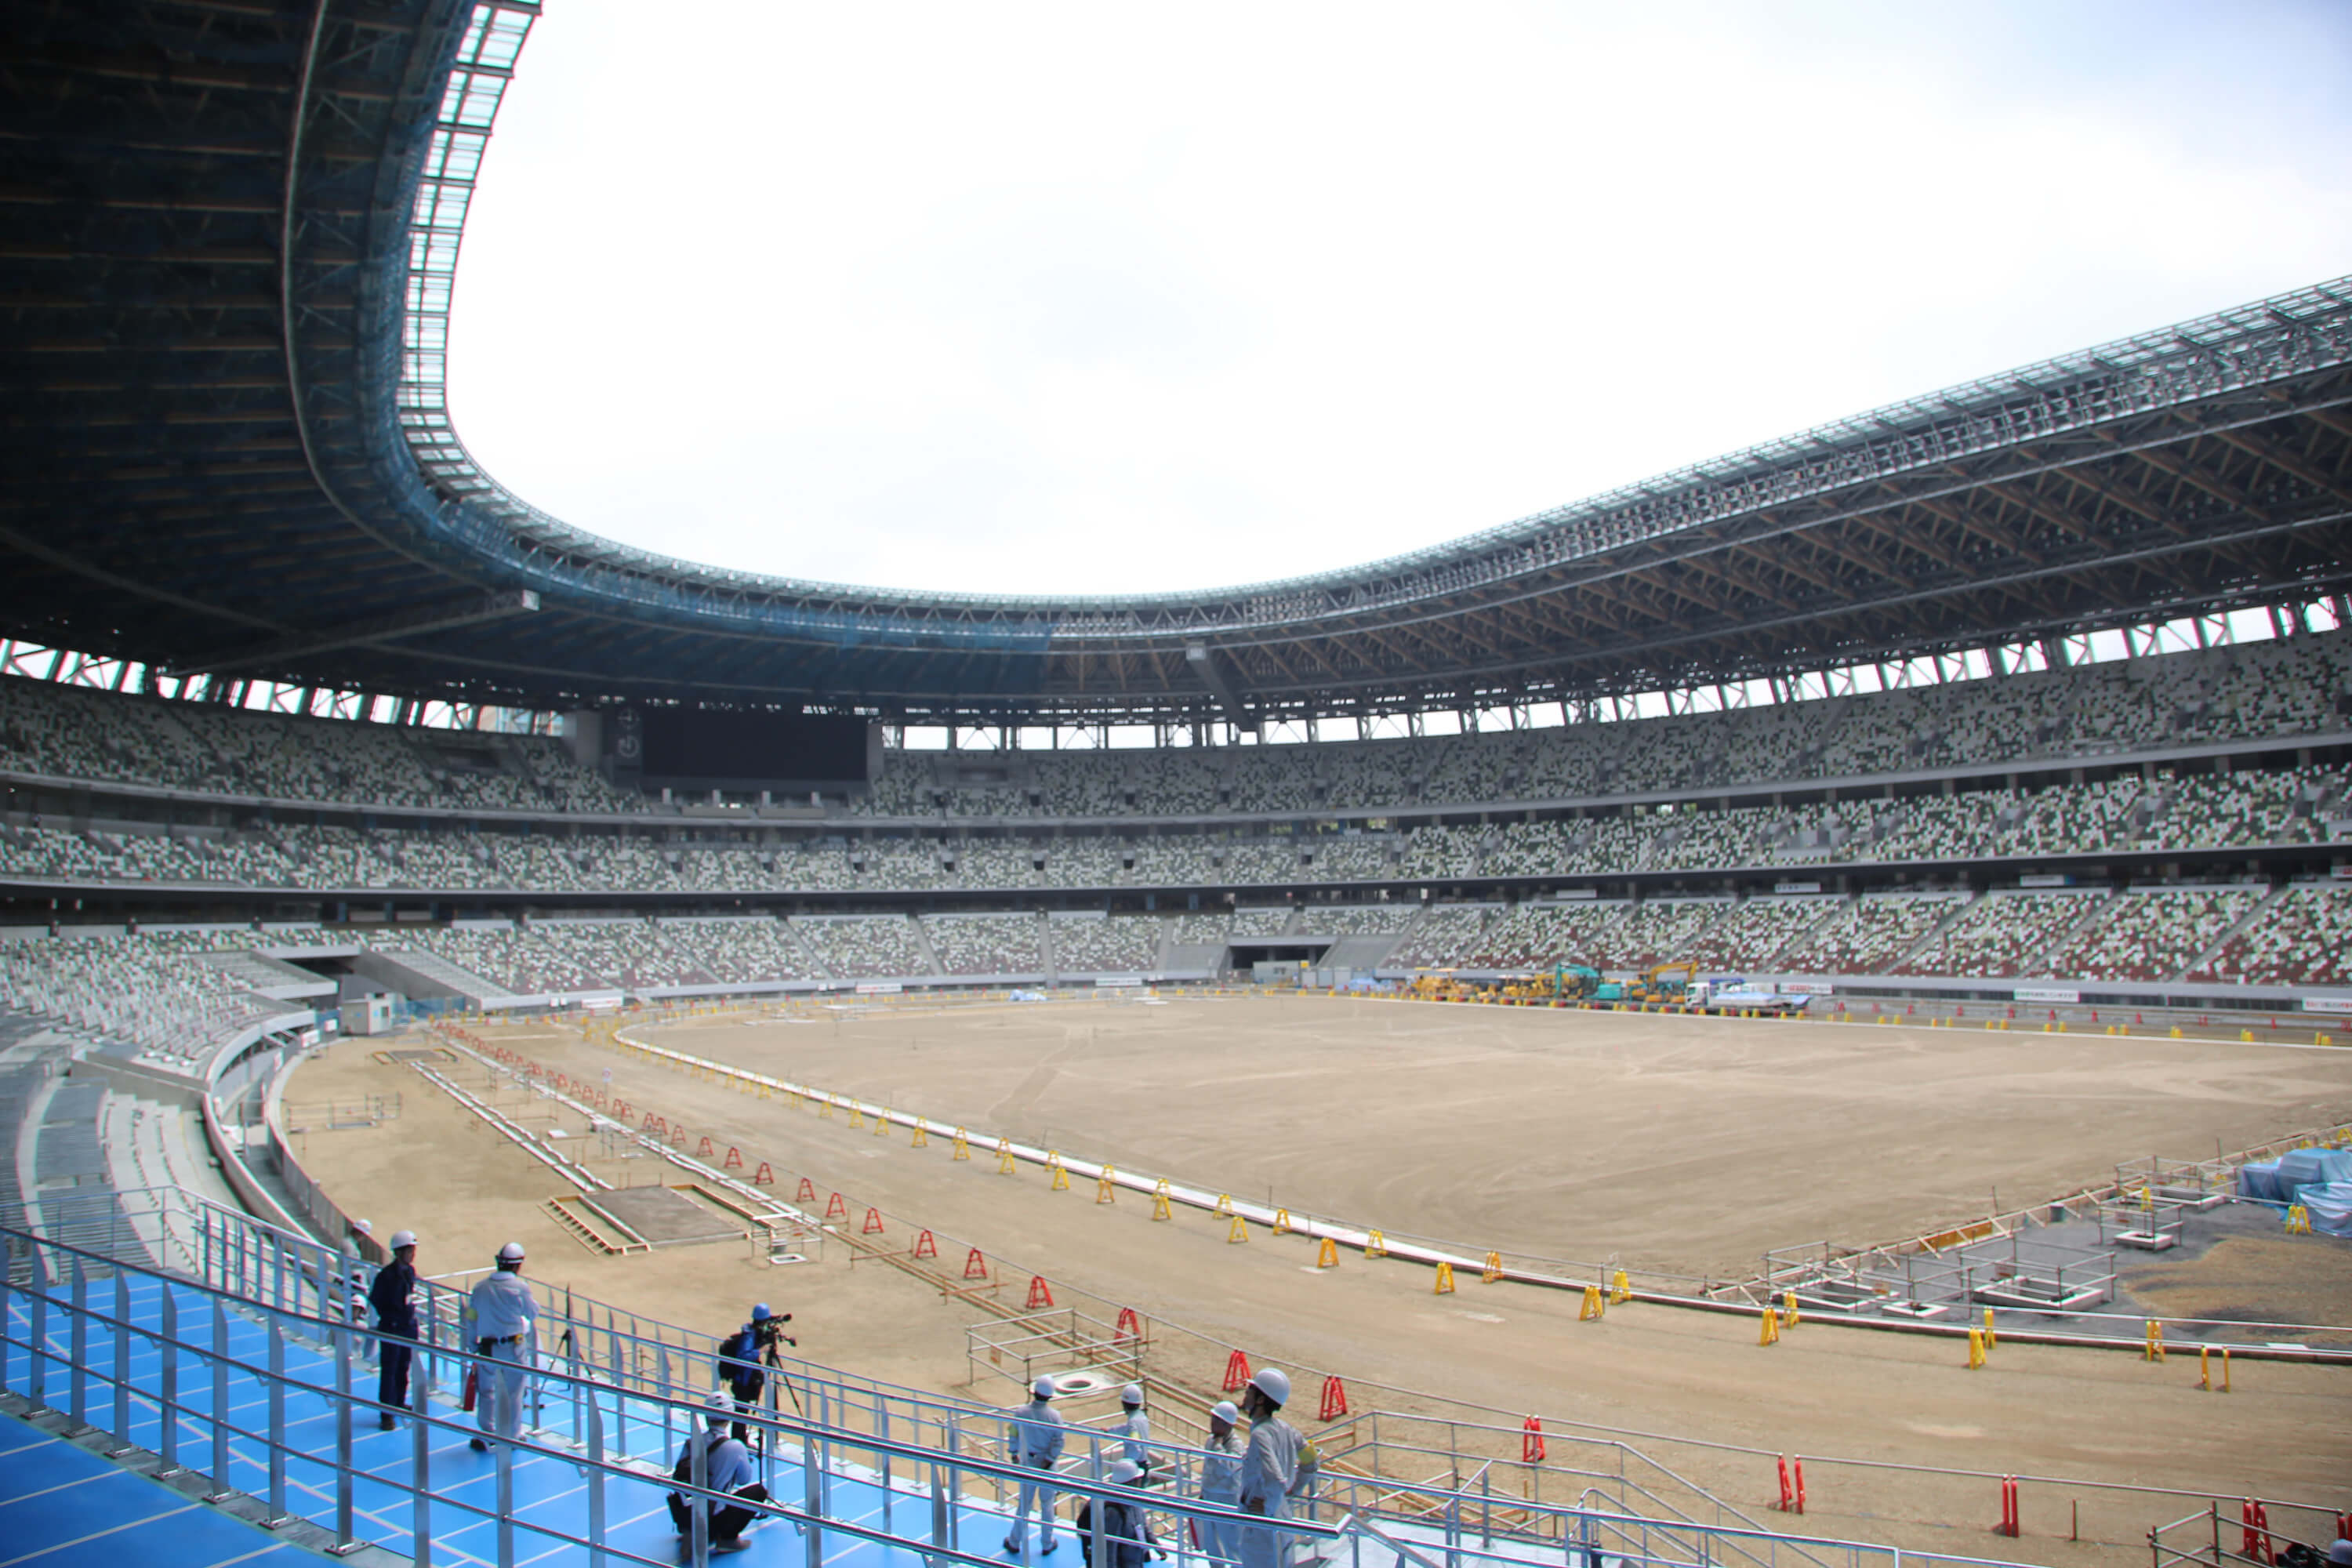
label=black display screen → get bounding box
[637,708,869,784]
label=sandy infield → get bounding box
[288,998,2352,1563]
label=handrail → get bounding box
[0,1214,2072,1568]
[0,1220,1326,1568]
[25,1202,2345,1568]
[39,1176,2352,1553]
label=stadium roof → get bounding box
[4,2,2350,727]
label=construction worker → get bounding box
[1113,1383,1152,1479]
[368,1229,420,1429]
[465,1241,536,1452]
[1196,1400,1243,1564]
[1236,1368,1308,1568]
[1003,1374,1066,1556]
[667,1395,771,1554]
[1074,1460,1163,1568]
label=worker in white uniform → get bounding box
[1113,1383,1153,1480]
[1236,1369,1309,1568]
[1004,1374,1067,1556]
[1195,1399,1243,1564]
[668,1395,771,1553]
[465,1240,537,1451]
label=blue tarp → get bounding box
[2299,1181,2352,1236]
[2238,1160,2283,1202]
[2277,1148,2352,1206]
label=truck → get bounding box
[1689,977,1813,1014]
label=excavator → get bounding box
[1593,962,1696,1005]
[1552,963,1602,1002]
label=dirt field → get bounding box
[288,997,2352,1566]
[662,995,2352,1281]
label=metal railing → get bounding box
[0,1201,2059,1568]
[0,1218,1325,1568]
[2149,1500,2352,1568]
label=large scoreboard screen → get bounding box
[636,708,870,786]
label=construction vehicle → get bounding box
[1409,971,1475,1002]
[1690,977,1813,1014]
[1552,963,1601,1001]
[1595,962,1695,1004]
[1639,962,1697,1003]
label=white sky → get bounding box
[448,1,2352,598]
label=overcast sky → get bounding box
[447,2,2352,598]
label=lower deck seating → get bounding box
[790,916,928,978]
[1386,906,1494,969]
[923,915,1044,975]
[2038,887,2261,982]
[1459,903,1627,969]
[1674,898,1845,973]
[0,1018,71,1233]
[1894,893,2106,979]
[1585,902,1730,970]
[1773,894,1966,975]
[0,936,285,1068]
[1047,916,1160,974]
[2190,885,2352,988]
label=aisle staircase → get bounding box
[1886,892,1982,971]
[2174,882,2288,982]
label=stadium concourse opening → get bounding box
[3,2,2352,1563]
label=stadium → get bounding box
[2,5,2350,1568]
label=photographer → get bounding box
[715,1303,793,1444]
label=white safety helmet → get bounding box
[354,1218,373,1235]
[1120,1383,1144,1406]
[1109,1459,1143,1485]
[388,1230,417,1250]
[1032,1375,1057,1399]
[496,1241,527,1264]
[1210,1401,1239,1425]
[1247,1367,1290,1407]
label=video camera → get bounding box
[754,1312,796,1358]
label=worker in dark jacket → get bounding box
[368,1229,420,1429]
